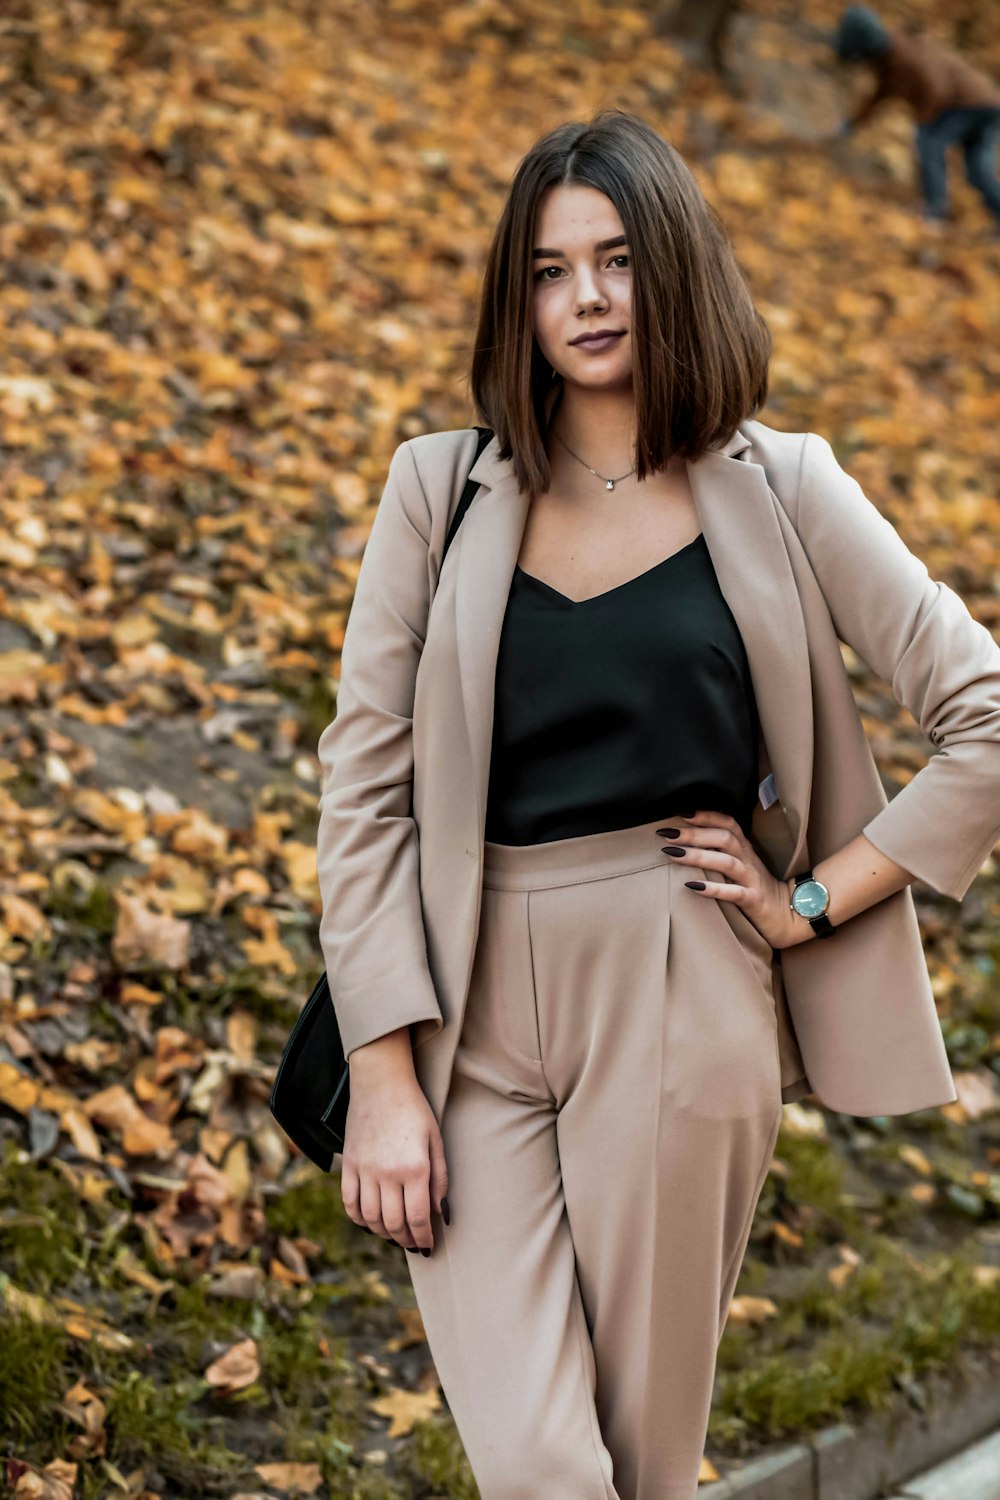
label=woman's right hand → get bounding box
[340,1028,449,1254]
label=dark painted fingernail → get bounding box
[662,846,686,856]
[685,880,706,890]
[656,827,680,838]
[441,1196,451,1225]
[420,1248,431,1257]
[405,1245,419,1253]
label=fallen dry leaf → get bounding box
[368,1385,441,1437]
[111,893,190,971]
[252,1462,323,1495]
[12,1459,78,1500]
[725,1295,779,1326]
[208,1263,265,1299]
[81,1084,175,1158]
[385,1305,429,1354]
[58,1379,107,1458]
[952,1070,1000,1121]
[204,1336,260,1395]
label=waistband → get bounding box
[483,813,695,891]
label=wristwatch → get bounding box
[788,867,836,938]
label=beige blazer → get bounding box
[316,419,1000,1121]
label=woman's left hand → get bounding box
[655,810,805,950]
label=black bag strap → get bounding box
[442,425,494,565]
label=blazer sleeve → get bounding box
[315,439,445,1059]
[795,431,1000,902]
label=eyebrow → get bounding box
[532,234,628,259]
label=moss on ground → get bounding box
[265,1171,351,1266]
[713,1205,1000,1451]
[408,1418,480,1498]
[0,1146,87,1291]
[0,1315,72,1444]
[46,876,119,936]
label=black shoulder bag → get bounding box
[267,426,495,1171]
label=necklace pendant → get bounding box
[606,479,614,490]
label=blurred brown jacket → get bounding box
[850,27,1000,128]
[315,422,1000,1120]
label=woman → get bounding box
[315,109,1000,1500]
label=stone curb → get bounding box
[900,1428,1000,1499]
[702,1349,1000,1499]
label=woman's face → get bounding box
[531,183,633,392]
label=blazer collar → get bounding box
[453,422,812,875]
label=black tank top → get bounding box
[483,533,760,846]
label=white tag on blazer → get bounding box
[758,772,778,810]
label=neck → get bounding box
[545,382,637,475]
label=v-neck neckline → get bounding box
[513,533,705,607]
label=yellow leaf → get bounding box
[725,1295,778,1326]
[81,1084,175,1158]
[12,1458,77,1500]
[0,1062,39,1115]
[62,1312,133,1351]
[280,840,319,899]
[114,1246,175,1298]
[59,1378,106,1437]
[72,788,145,837]
[111,612,159,650]
[63,240,110,291]
[222,1139,252,1203]
[253,1462,323,1495]
[385,1306,428,1353]
[908,1182,937,1205]
[828,1261,858,1291]
[368,1385,441,1437]
[119,981,165,1007]
[59,1107,103,1161]
[899,1144,933,1176]
[0,651,46,703]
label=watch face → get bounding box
[792,879,829,918]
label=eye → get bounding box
[533,254,630,281]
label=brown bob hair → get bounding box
[469,108,772,500]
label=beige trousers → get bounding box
[405,813,785,1500]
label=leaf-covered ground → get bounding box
[1,0,999,1496]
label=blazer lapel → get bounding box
[686,438,814,875]
[453,453,532,835]
[452,426,814,875]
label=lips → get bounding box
[571,331,625,345]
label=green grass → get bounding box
[0,1151,86,1291]
[0,1315,72,1443]
[408,1418,480,1499]
[713,1237,1000,1451]
[46,876,119,936]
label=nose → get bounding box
[573,263,607,314]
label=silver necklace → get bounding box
[554,430,636,491]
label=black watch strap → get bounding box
[792,866,836,938]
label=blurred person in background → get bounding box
[830,4,1000,233]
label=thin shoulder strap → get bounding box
[442,426,494,566]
